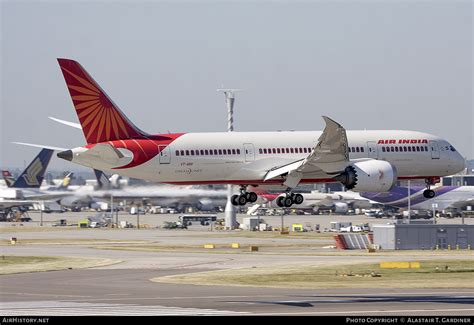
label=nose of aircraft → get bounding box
[57,150,73,161]
[451,151,466,174]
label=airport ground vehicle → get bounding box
[178,214,217,226]
[161,221,187,229]
[129,207,146,215]
[364,209,385,218]
[340,225,363,233]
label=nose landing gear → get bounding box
[423,189,435,199]
[423,177,439,199]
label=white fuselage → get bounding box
[70,130,465,187]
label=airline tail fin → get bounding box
[57,172,73,190]
[94,170,122,189]
[2,170,16,187]
[57,58,149,144]
[94,169,111,189]
[11,149,54,188]
[249,186,280,202]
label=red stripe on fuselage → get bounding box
[167,178,336,186]
[166,176,437,186]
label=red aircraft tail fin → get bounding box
[57,58,148,144]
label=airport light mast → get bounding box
[217,88,242,229]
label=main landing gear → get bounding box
[231,186,258,206]
[276,191,304,208]
[423,177,438,199]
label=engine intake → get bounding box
[334,160,397,192]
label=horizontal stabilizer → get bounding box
[81,144,124,165]
[12,142,68,151]
[48,117,82,129]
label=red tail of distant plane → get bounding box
[57,58,148,144]
[249,186,280,202]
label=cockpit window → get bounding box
[450,145,456,152]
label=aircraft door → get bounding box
[159,145,171,164]
[429,141,440,159]
[243,143,255,162]
[436,229,447,249]
[367,141,378,159]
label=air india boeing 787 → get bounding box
[33,59,466,207]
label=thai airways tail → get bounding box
[57,58,149,144]
[5,149,54,188]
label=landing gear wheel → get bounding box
[231,195,240,206]
[283,197,293,208]
[293,194,304,205]
[246,192,258,203]
[238,195,247,206]
[423,189,435,199]
[276,196,284,207]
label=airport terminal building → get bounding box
[373,223,474,250]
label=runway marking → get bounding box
[292,291,474,296]
[0,301,249,316]
[55,295,282,303]
[1,292,92,298]
[232,295,474,306]
[255,308,474,316]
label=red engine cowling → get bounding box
[334,160,397,192]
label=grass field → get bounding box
[209,231,335,239]
[151,259,474,289]
[0,255,122,274]
[0,238,151,246]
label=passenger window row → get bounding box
[348,147,365,153]
[381,146,429,153]
[258,147,312,154]
[176,149,241,157]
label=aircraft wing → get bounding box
[448,198,474,209]
[22,192,71,201]
[264,116,349,187]
[48,116,82,129]
[0,199,36,209]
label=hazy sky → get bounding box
[1,0,472,171]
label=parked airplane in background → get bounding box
[1,149,54,189]
[2,171,16,188]
[1,149,56,218]
[84,170,228,212]
[361,186,474,212]
[1,149,79,214]
[3,169,73,193]
[250,187,372,214]
[18,59,465,208]
[3,170,74,192]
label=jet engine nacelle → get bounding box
[335,160,397,192]
[333,202,349,214]
[197,198,217,212]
